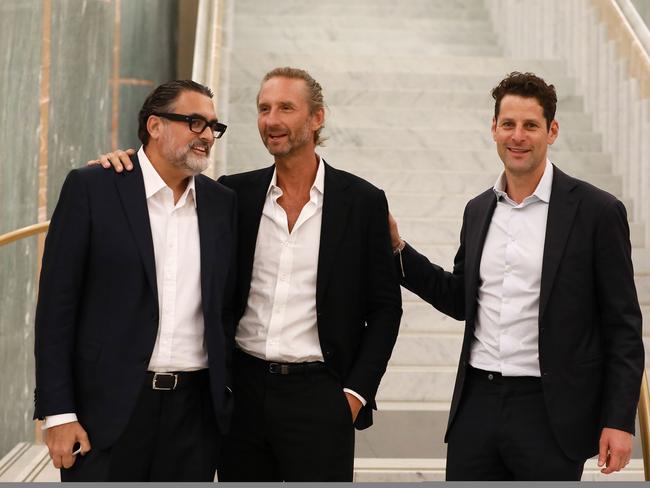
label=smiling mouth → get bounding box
[267,133,287,141]
[191,145,209,156]
[507,147,530,154]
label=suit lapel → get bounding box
[195,176,219,318]
[238,166,274,309]
[539,167,579,318]
[316,162,351,306]
[464,190,497,325]
[114,155,158,302]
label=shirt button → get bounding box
[488,373,494,380]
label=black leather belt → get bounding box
[268,361,326,375]
[236,349,326,375]
[145,369,208,391]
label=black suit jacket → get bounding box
[219,161,402,429]
[34,155,237,449]
[399,165,644,461]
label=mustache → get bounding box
[189,140,210,153]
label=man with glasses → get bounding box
[94,67,402,481]
[34,80,237,481]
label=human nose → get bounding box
[511,124,526,142]
[197,124,215,144]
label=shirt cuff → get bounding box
[392,239,406,255]
[343,388,367,406]
[42,413,78,430]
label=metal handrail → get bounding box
[0,221,50,248]
[639,370,650,480]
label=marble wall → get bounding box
[0,0,183,459]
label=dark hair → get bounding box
[257,66,326,146]
[491,72,557,130]
[138,80,213,145]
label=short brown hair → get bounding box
[138,80,213,145]
[257,67,326,146]
[491,72,557,130]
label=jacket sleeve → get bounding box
[34,169,91,419]
[595,199,644,433]
[343,189,402,410]
[397,207,467,321]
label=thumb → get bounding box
[597,434,608,467]
[78,429,92,455]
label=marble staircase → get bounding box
[222,0,649,480]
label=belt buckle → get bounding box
[269,363,290,375]
[152,372,178,390]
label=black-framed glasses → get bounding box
[153,112,227,139]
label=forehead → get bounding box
[257,76,309,105]
[170,90,216,118]
[497,94,545,119]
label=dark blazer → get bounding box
[399,165,644,461]
[218,161,402,429]
[34,154,237,449]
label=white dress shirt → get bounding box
[44,147,206,429]
[469,160,553,377]
[236,160,325,362]
[236,158,365,405]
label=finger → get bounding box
[52,454,63,469]
[79,431,92,455]
[108,152,125,172]
[597,437,608,467]
[116,150,133,170]
[602,452,624,474]
[61,452,76,469]
[99,156,112,169]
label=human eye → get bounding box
[189,117,206,132]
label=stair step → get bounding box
[377,366,456,402]
[227,103,591,131]
[400,302,650,333]
[353,458,645,481]
[223,146,611,174]
[228,86,584,112]
[234,41,502,58]
[233,15,494,32]
[228,53,568,78]
[396,218,644,248]
[233,25,498,46]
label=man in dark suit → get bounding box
[34,80,237,481]
[389,71,644,480]
[216,67,402,481]
[95,67,402,481]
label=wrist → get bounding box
[392,238,405,255]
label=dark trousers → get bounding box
[61,370,219,482]
[218,350,355,481]
[445,366,585,481]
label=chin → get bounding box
[185,156,210,174]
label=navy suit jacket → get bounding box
[399,165,644,460]
[219,161,402,429]
[34,154,237,449]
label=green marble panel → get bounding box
[0,0,43,459]
[0,0,181,459]
[118,84,155,151]
[47,0,113,213]
[120,0,179,82]
[118,0,179,150]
